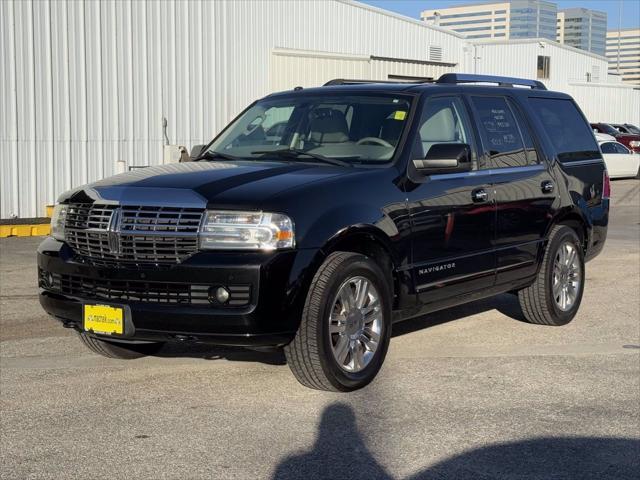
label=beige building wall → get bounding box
[269,48,458,92]
[607,29,640,85]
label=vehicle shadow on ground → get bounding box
[392,293,526,338]
[272,403,640,480]
[154,342,287,365]
[151,294,525,365]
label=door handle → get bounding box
[541,180,554,194]
[471,188,489,203]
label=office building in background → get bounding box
[607,28,640,85]
[421,0,557,40]
[557,8,607,56]
[422,1,610,58]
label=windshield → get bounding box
[599,124,620,136]
[625,124,640,135]
[203,94,412,164]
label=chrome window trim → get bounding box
[560,158,604,167]
[428,163,545,181]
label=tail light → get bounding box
[602,170,611,200]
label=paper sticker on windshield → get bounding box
[393,111,407,121]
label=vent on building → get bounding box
[429,46,443,62]
[592,66,600,82]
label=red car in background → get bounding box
[591,123,640,154]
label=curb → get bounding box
[0,224,51,238]
[0,206,53,238]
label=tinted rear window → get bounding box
[529,98,600,162]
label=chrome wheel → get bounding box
[552,241,581,311]
[329,276,383,373]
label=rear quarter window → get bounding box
[528,97,600,162]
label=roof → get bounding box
[268,83,421,97]
[340,0,467,39]
[470,37,609,62]
[266,76,572,99]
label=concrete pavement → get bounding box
[1,180,639,480]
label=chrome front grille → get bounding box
[66,204,115,230]
[120,206,203,233]
[64,203,205,265]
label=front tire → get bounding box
[518,225,585,326]
[284,252,392,392]
[78,332,164,359]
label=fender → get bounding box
[285,211,413,321]
[546,203,591,245]
[297,203,405,254]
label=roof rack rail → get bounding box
[323,78,434,86]
[436,73,547,90]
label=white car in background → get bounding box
[599,140,640,179]
[595,132,616,142]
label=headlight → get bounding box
[629,141,640,148]
[199,210,294,250]
[50,204,68,241]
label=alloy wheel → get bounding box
[329,276,383,373]
[552,241,582,311]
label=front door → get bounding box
[406,95,496,305]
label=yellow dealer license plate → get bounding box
[84,304,124,335]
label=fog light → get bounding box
[40,271,54,289]
[209,286,230,304]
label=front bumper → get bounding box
[37,237,319,346]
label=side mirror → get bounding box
[413,143,471,174]
[190,144,206,160]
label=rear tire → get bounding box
[518,225,585,326]
[78,332,164,359]
[284,251,392,392]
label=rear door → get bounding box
[467,95,556,286]
[406,95,496,305]
[527,96,608,257]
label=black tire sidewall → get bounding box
[543,227,585,325]
[315,256,392,391]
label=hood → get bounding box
[59,161,354,209]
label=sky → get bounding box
[360,0,640,29]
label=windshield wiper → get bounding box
[250,148,354,167]
[195,150,242,162]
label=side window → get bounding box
[600,142,616,154]
[471,96,532,168]
[529,98,600,162]
[415,96,471,159]
[614,142,630,154]
[509,101,539,165]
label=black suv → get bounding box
[38,74,609,391]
